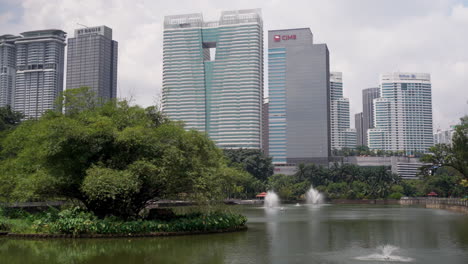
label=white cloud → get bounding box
[0,0,467,130]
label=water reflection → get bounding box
[1,205,467,264]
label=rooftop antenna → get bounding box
[77,23,89,28]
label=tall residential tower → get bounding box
[66,26,118,99]
[0,35,20,107]
[368,73,433,153]
[13,30,66,118]
[330,72,355,151]
[268,28,330,165]
[162,9,263,149]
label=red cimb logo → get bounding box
[282,35,296,40]
[274,35,281,42]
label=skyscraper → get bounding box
[368,73,433,153]
[362,87,380,146]
[162,9,263,149]
[355,112,364,146]
[330,72,354,150]
[0,34,20,107]
[13,30,66,118]
[66,26,118,99]
[268,28,330,165]
[262,98,269,155]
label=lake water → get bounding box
[1,204,468,264]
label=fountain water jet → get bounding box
[264,191,280,208]
[355,245,413,262]
[306,186,324,204]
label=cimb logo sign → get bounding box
[274,35,296,42]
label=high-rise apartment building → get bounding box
[362,87,380,146]
[162,9,263,149]
[13,30,66,119]
[368,73,433,153]
[0,35,20,107]
[434,127,455,145]
[355,112,364,146]
[344,128,357,149]
[268,28,330,165]
[330,72,354,150]
[66,26,118,99]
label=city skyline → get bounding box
[0,0,467,129]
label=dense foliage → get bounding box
[0,105,23,132]
[0,88,253,218]
[421,116,468,179]
[268,163,402,200]
[223,149,273,182]
[418,116,468,197]
[0,207,246,235]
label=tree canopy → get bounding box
[421,115,468,179]
[0,87,253,218]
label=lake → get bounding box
[1,204,467,263]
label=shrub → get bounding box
[388,192,403,199]
[24,207,247,235]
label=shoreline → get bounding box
[0,226,248,239]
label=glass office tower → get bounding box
[268,28,330,165]
[67,26,118,99]
[162,9,263,149]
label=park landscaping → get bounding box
[0,87,252,236]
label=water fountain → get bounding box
[264,191,280,208]
[306,186,324,204]
[355,245,414,262]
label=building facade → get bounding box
[362,87,380,146]
[67,26,118,99]
[268,28,330,165]
[0,35,20,107]
[355,112,364,146]
[368,73,433,153]
[162,9,263,149]
[344,128,357,149]
[262,98,269,155]
[13,30,66,118]
[330,72,355,150]
[434,127,455,145]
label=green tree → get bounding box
[0,88,248,218]
[0,105,23,131]
[223,149,273,182]
[421,116,468,179]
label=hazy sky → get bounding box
[1,0,467,130]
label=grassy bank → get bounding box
[0,207,247,236]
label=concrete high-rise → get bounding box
[268,28,330,165]
[66,26,118,99]
[330,72,354,150]
[13,30,66,118]
[0,35,20,107]
[162,9,263,149]
[355,112,364,146]
[362,87,380,146]
[368,73,433,153]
